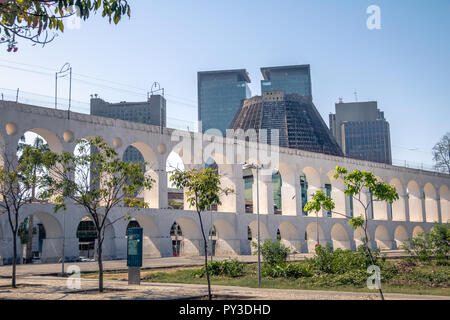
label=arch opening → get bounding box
[374,225,392,250]
[170,218,201,257]
[127,215,161,258]
[305,222,325,253]
[277,222,300,253]
[208,219,239,256]
[394,226,409,249]
[19,212,63,264]
[331,223,351,250]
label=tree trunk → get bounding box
[197,211,211,300]
[363,220,384,301]
[97,237,104,293]
[26,215,34,264]
[12,231,17,288]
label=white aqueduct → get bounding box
[0,101,449,264]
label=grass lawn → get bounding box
[81,261,450,297]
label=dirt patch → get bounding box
[82,266,200,281]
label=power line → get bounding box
[0,59,199,107]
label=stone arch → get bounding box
[412,226,425,238]
[248,220,270,254]
[394,225,409,249]
[390,178,406,221]
[277,163,297,216]
[374,225,392,250]
[211,219,239,256]
[301,166,321,216]
[126,142,160,209]
[21,128,63,154]
[326,170,346,218]
[354,227,370,248]
[424,183,439,223]
[132,215,161,258]
[277,221,301,253]
[208,153,236,213]
[76,215,116,261]
[305,222,326,253]
[166,150,185,210]
[407,181,423,222]
[170,217,201,256]
[20,212,63,263]
[330,223,351,250]
[440,185,450,223]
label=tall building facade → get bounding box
[329,101,392,164]
[260,65,312,99]
[198,69,251,135]
[90,94,167,164]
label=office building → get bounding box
[90,94,167,165]
[329,100,392,164]
[198,69,251,135]
[260,65,312,99]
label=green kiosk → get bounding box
[127,227,143,285]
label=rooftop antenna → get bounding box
[338,97,343,104]
[354,91,358,102]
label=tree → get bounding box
[41,136,154,293]
[17,135,50,263]
[169,168,233,300]
[0,0,131,51]
[0,144,48,288]
[304,166,399,300]
[432,132,450,174]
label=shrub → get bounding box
[307,243,390,275]
[403,223,450,265]
[262,262,312,279]
[252,239,290,267]
[193,259,246,278]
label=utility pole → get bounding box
[55,63,72,119]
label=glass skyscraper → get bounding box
[198,69,251,135]
[260,65,312,98]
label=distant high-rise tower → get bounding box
[90,94,166,164]
[260,65,312,99]
[329,101,392,164]
[198,69,251,135]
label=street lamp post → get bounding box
[243,162,263,286]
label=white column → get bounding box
[218,165,244,214]
[281,178,300,216]
[253,173,274,215]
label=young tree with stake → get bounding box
[0,145,49,288]
[41,136,154,293]
[169,167,233,300]
[304,166,399,300]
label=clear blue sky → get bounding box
[0,0,449,166]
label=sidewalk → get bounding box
[0,275,448,300]
[0,254,313,277]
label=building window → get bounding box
[300,174,308,215]
[325,184,332,217]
